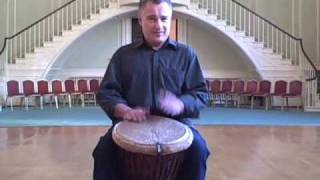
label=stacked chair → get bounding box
[207,79,303,111]
[4,78,101,111]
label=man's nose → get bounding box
[154,18,162,29]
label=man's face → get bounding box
[138,2,172,48]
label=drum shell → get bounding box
[119,148,185,180]
[112,116,194,180]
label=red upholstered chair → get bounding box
[37,80,54,110]
[239,80,258,108]
[209,80,221,107]
[270,80,287,110]
[77,79,97,107]
[88,79,100,106]
[226,80,245,108]
[51,80,69,109]
[22,80,40,111]
[6,80,24,111]
[250,80,271,110]
[219,80,233,107]
[205,79,214,104]
[64,79,81,107]
[282,80,303,110]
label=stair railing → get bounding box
[196,0,319,108]
[0,0,110,70]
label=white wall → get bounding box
[0,0,7,49]
[300,0,318,62]
[51,15,256,80]
[47,18,122,79]
[186,20,256,79]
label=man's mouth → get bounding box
[153,32,163,36]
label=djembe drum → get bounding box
[112,115,194,180]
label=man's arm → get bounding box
[178,49,209,118]
[159,48,209,119]
[97,49,148,122]
[97,50,128,121]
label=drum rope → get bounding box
[154,126,164,179]
[154,142,163,179]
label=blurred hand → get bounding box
[158,89,184,116]
[114,104,148,122]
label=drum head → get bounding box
[112,115,193,155]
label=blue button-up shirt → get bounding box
[97,38,209,124]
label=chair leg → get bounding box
[212,95,216,108]
[10,98,13,111]
[224,95,228,107]
[68,95,72,108]
[93,94,97,106]
[25,97,29,111]
[265,96,269,111]
[81,94,85,107]
[49,96,53,107]
[40,96,43,110]
[55,96,59,109]
[251,96,254,109]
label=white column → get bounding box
[121,18,132,45]
[317,0,319,64]
[177,18,188,44]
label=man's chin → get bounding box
[149,39,165,47]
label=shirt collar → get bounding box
[133,38,177,50]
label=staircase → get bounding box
[0,0,319,110]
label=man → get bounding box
[93,0,210,179]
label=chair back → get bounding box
[37,80,50,95]
[78,79,89,93]
[52,80,63,95]
[210,80,221,94]
[245,80,258,93]
[289,80,302,95]
[65,80,76,93]
[23,80,36,96]
[221,80,232,93]
[258,80,271,94]
[232,80,245,93]
[273,80,287,95]
[7,80,20,97]
[90,79,100,93]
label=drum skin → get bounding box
[112,115,194,180]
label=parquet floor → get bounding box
[1,126,320,180]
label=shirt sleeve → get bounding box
[96,48,128,121]
[178,47,209,119]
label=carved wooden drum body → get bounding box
[112,115,194,180]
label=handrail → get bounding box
[0,0,76,56]
[233,0,319,79]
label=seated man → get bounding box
[92,0,210,179]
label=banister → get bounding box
[233,0,319,80]
[0,0,76,56]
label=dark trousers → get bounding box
[92,126,210,180]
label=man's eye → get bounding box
[161,17,168,22]
[147,17,157,21]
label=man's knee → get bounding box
[189,127,210,159]
[92,129,115,159]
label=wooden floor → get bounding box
[1,126,320,180]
